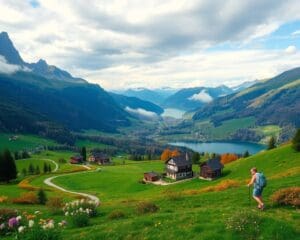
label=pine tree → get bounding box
[37,189,47,205]
[268,136,276,150]
[35,166,40,175]
[22,151,30,159]
[292,129,300,152]
[14,151,19,160]
[81,146,87,162]
[28,163,35,175]
[243,150,250,158]
[192,152,200,164]
[48,164,52,173]
[0,149,17,183]
[22,168,27,177]
[43,162,48,173]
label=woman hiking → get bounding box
[247,167,267,210]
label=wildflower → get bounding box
[18,226,25,233]
[0,223,5,230]
[65,211,69,216]
[16,216,22,221]
[28,220,34,228]
[8,217,18,228]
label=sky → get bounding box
[0,0,300,90]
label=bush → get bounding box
[0,195,8,203]
[69,213,89,228]
[37,189,47,205]
[46,197,64,214]
[108,210,125,220]
[58,158,66,163]
[270,187,300,207]
[164,190,182,201]
[292,129,300,152]
[136,201,159,214]
[12,192,38,204]
[63,199,99,217]
[226,211,262,240]
[18,226,62,240]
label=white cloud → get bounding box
[291,30,300,36]
[0,55,21,74]
[125,106,158,118]
[188,90,213,102]
[0,0,300,89]
[285,45,297,54]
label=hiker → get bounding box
[247,167,266,210]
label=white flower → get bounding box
[0,223,5,230]
[79,207,83,212]
[18,226,25,233]
[47,221,54,229]
[65,211,69,216]
[28,220,34,228]
[16,216,22,221]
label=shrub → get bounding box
[12,191,38,204]
[292,129,300,152]
[63,199,99,217]
[226,211,262,240]
[270,187,300,207]
[46,197,64,214]
[69,213,89,228]
[0,195,8,203]
[108,210,125,220]
[136,201,159,214]
[18,225,62,240]
[164,190,182,201]
[37,189,47,205]
[58,158,66,163]
[221,153,239,165]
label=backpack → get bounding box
[257,172,267,188]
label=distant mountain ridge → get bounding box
[193,67,300,127]
[162,85,233,111]
[119,88,177,105]
[0,32,131,143]
[0,32,86,83]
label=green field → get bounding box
[1,144,299,240]
[0,134,58,152]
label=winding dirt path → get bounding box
[44,168,100,204]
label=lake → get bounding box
[170,141,266,155]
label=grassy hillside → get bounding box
[1,144,299,239]
[51,145,299,239]
[0,134,57,152]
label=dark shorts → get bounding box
[253,187,263,197]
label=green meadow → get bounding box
[0,134,57,152]
[0,143,299,239]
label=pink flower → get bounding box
[8,217,18,228]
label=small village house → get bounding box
[70,155,83,164]
[89,152,111,165]
[165,153,193,180]
[144,172,160,182]
[199,157,224,180]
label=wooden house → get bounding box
[70,155,83,164]
[199,158,224,180]
[165,154,193,180]
[144,172,160,182]
[89,152,111,165]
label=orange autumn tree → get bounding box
[160,148,181,161]
[220,153,239,165]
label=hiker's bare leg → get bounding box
[253,196,263,206]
